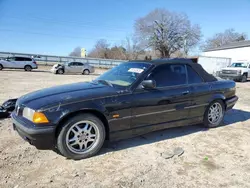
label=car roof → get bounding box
[11,56,33,59]
[128,58,194,65]
[128,58,217,82]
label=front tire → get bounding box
[0,64,3,70]
[24,65,32,71]
[241,74,247,82]
[57,114,106,160]
[203,100,225,128]
[57,68,64,74]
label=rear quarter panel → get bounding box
[188,80,236,119]
[209,80,236,102]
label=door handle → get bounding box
[182,90,190,95]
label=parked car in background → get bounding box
[218,62,250,82]
[0,56,38,71]
[11,58,238,160]
[51,62,95,75]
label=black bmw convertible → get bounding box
[11,58,238,159]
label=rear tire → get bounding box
[83,69,90,75]
[0,64,3,70]
[57,68,64,74]
[203,100,225,128]
[56,114,106,160]
[24,65,32,71]
[241,74,247,82]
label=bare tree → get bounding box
[202,29,247,50]
[69,47,81,57]
[88,39,110,59]
[134,8,201,58]
[122,36,145,60]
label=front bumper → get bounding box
[11,113,56,149]
[225,96,238,111]
[50,68,57,74]
[219,74,242,80]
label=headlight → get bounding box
[237,70,242,74]
[23,107,35,121]
[23,107,49,123]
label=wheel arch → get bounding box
[83,69,90,73]
[243,72,248,76]
[24,64,32,69]
[55,109,110,140]
[207,94,226,109]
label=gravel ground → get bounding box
[1,68,250,188]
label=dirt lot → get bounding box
[1,68,250,188]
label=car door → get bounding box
[5,57,15,68]
[131,64,192,130]
[248,64,250,77]
[67,62,78,73]
[13,57,24,68]
[76,62,84,73]
[186,65,211,119]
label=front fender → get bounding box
[43,100,108,126]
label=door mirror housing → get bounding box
[141,80,156,89]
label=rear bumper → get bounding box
[90,67,95,73]
[225,96,238,111]
[11,113,56,149]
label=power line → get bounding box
[4,15,129,32]
[0,28,123,42]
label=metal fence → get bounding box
[0,51,126,68]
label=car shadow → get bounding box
[55,73,100,76]
[98,109,250,155]
[1,69,50,73]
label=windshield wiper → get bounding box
[96,79,113,87]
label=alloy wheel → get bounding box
[208,102,223,124]
[66,121,98,154]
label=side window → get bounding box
[69,62,76,66]
[7,57,15,61]
[77,62,84,66]
[14,57,24,61]
[147,64,187,87]
[186,65,203,84]
[24,58,32,61]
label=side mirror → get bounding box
[141,80,156,89]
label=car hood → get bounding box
[17,82,117,110]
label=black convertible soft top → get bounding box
[149,58,218,82]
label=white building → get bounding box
[202,40,250,62]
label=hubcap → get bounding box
[208,102,223,124]
[66,121,98,154]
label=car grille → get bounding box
[15,105,23,116]
[222,70,237,74]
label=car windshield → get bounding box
[230,63,247,68]
[95,62,151,87]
